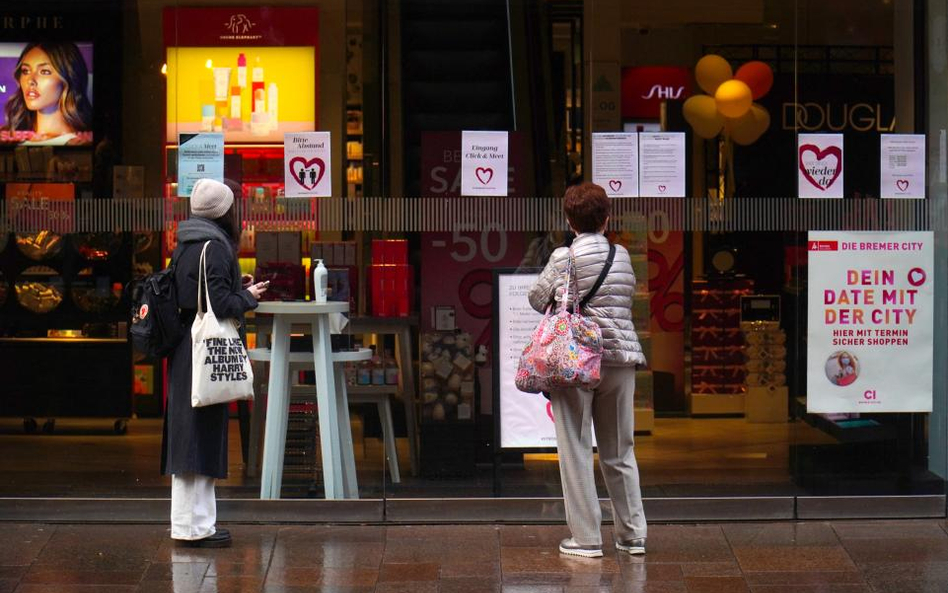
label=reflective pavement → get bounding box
[1,520,947,592]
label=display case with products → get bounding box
[0,229,133,433]
[690,278,754,415]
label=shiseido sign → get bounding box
[621,66,692,120]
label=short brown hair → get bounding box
[564,182,611,233]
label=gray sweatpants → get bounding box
[550,365,647,546]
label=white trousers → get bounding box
[170,473,217,540]
[551,366,647,546]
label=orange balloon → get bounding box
[714,80,753,118]
[735,61,774,100]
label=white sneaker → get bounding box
[615,537,646,555]
[558,537,603,558]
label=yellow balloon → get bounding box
[727,104,770,145]
[715,79,753,118]
[695,55,733,94]
[683,95,724,139]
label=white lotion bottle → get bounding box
[313,259,328,303]
[267,82,279,131]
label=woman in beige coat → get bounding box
[528,182,648,558]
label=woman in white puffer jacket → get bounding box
[528,182,648,559]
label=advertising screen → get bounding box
[0,41,94,146]
[166,46,315,143]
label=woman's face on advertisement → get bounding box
[18,47,65,114]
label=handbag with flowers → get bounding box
[515,244,616,394]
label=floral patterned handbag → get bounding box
[515,244,616,394]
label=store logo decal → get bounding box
[908,267,926,287]
[808,240,838,251]
[896,179,909,192]
[221,13,262,40]
[658,184,667,193]
[225,14,255,33]
[608,179,622,193]
[475,167,493,185]
[798,144,842,191]
[289,156,326,191]
[641,85,685,100]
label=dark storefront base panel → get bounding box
[0,495,943,524]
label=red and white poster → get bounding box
[460,131,509,196]
[807,231,933,413]
[284,132,330,197]
[798,133,844,198]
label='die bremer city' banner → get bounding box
[807,231,933,413]
[461,131,509,196]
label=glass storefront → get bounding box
[0,0,946,519]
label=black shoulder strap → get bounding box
[579,243,616,310]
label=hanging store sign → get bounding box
[880,134,925,199]
[592,133,639,197]
[284,131,331,197]
[798,133,844,198]
[621,66,692,120]
[177,132,224,197]
[461,131,509,197]
[807,231,933,413]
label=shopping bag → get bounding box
[514,245,615,394]
[191,241,254,407]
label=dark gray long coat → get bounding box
[161,218,257,479]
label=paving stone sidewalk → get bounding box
[1,520,947,592]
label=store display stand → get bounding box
[246,314,419,482]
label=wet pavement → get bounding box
[0,520,947,592]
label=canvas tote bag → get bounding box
[191,241,255,407]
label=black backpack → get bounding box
[129,255,186,359]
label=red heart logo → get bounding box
[289,156,326,191]
[476,167,493,185]
[608,179,622,193]
[798,144,842,191]
[896,179,909,192]
[658,185,667,193]
[546,401,555,423]
[908,267,926,286]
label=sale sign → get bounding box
[798,133,844,198]
[807,231,933,413]
[284,131,331,197]
[461,131,509,196]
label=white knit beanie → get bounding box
[189,178,234,219]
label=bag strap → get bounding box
[196,241,214,317]
[578,243,616,311]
